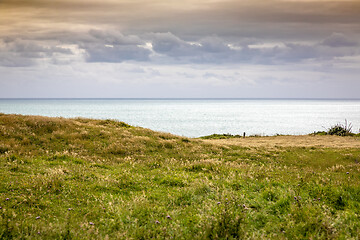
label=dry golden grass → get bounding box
[204,135,360,149]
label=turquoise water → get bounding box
[0,99,359,137]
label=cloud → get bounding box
[0,53,35,67]
[0,38,73,67]
[149,33,235,63]
[274,43,318,62]
[148,32,359,65]
[0,0,360,98]
[9,39,71,55]
[321,32,358,47]
[2,30,357,66]
[88,29,143,46]
[85,44,151,63]
[2,0,360,42]
[150,32,197,56]
[80,30,151,63]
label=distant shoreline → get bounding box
[1,98,360,101]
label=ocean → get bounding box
[0,99,359,137]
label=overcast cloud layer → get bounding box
[0,0,359,98]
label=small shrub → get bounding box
[327,120,354,136]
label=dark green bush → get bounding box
[327,120,354,136]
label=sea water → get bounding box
[0,99,359,137]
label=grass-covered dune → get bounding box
[0,113,360,239]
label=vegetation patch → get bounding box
[0,114,360,239]
[200,133,243,139]
[314,120,359,137]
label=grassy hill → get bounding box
[0,113,360,239]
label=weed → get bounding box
[327,119,354,136]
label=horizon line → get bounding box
[1,97,360,101]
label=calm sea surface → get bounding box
[0,99,359,137]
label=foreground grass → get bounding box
[0,113,360,239]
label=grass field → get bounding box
[1,113,360,239]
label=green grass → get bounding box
[200,133,244,139]
[0,113,360,239]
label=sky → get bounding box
[0,0,359,98]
